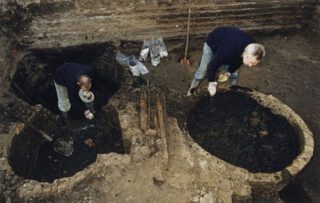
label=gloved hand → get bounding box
[84,110,94,120]
[79,89,95,103]
[208,82,218,96]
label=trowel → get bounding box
[0,103,74,157]
[53,134,74,157]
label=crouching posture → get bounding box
[187,26,266,96]
[54,63,95,125]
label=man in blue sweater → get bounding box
[187,27,265,96]
[54,63,95,124]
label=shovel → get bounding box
[180,0,192,65]
[0,103,74,156]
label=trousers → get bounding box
[54,82,71,112]
[193,42,238,82]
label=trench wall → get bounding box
[311,1,320,33]
[0,0,318,49]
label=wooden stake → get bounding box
[140,89,148,131]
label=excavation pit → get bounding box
[12,43,124,115]
[7,43,128,182]
[8,107,125,183]
[187,90,300,173]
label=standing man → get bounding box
[187,27,266,96]
[54,63,95,125]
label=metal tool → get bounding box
[71,124,95,134]
[180,0,192,65]
[0,103,74,157]
[53,136,74,157]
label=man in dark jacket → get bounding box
[54,63,95,124]
[187,27,266,96]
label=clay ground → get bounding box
[0,29,319,202]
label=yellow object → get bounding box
[218,73,229,83]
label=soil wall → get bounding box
[0,0,317,49]
[311,1,320,33]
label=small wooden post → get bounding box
[156,94,169,166]
[140,89,148,131]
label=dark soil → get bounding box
[187,91,300,173]
[12,43,124,115]
[1,29,319,202]
[8,108,124,183]
[279,181,313,203]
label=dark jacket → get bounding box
[54,63,94,115]
[206,27,254,82]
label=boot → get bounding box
[139,39,151,61]
[187,79,200,96]
[60,111,70,128]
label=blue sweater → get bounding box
[206,27,254,82]
[54,63,94,115]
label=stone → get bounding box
[144,129,157,137]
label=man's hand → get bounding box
[79,90,95,103]
[84,110,94,120]
[208,82,218,96]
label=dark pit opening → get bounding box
[187,91,300,173]
[8,107,125,183]
[8,43,128,182]
[279,181,312,203]
[11,42,124,115]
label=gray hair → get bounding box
[78,74,91,87]
[243,43,266,60]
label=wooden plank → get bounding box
[140,89,148,131]
[156,94,169,166]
